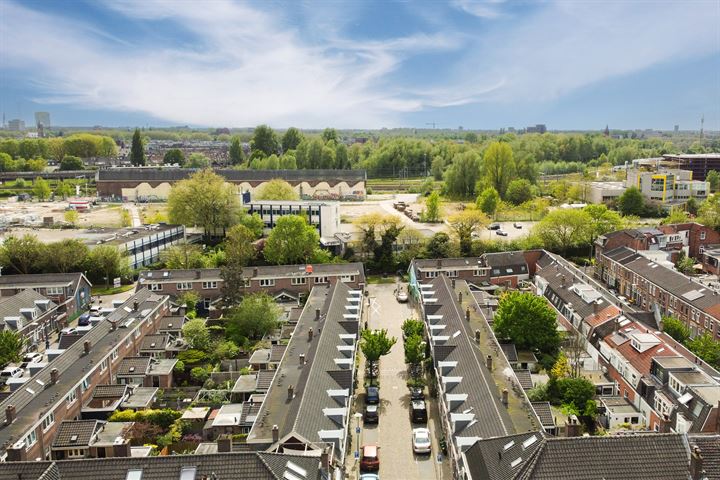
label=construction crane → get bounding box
[425,122,437,129]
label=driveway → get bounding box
[353,283,447,480]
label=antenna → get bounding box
[425,122,437,129]
[700,114,704,138]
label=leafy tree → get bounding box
[190,366,210,384]
[707,170,720,193]
[675,250,695,275]
[214,340,240,360]
[505,179,534,205]
[687,333,720,369]
[263,215,319,265]
[161,242,208,269]
[0,152,14,171]
[14,178,25,188]
[533,208,589,254]
[281,127,303,152]
[335,143,349,169]
[43,239,88,273]
[617,187,645,216]
[163,148,185,166]
[404,334,425,375]
[360,328,397,386]
[698,194,720,230]
[87,244,127,289]
[557,377,595,410]
[187,152,210,168]
[59,155,83,170]
[662,207,691,225]
[26,158,47,172]
[225,293,281,344]
[351,214,405,270]
[229,136,244,165]
[662,316,690,344]
[483,141,515,197]
[178,291,200,317]
[32,177,51,200]
[582,204,624,257]
[250,125,279,157]
[254,179,299,200]
[130,128,145,166]
[422,191,441,222]
[322,128,338,143]
[0,330,25,368]
[119,208,132,227]
[177,349,208,365]
[425,232,452,258]
[448,208,489,256]
[55,180,73,199]
[238,212,265,238]
[168,169,240,240]
[64,209,79,226]
[182,319,211,351]
[551,351,571,379]
[401,319,425,339]
[476,187,500,218]
[224,224,256,267]
[686,197,699,216]
[444,151,481,198]
[493,291,560,355]
[0,234,44,274]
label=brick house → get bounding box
[0,289,60,350]
[0,273,91,320]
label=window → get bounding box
[473,269,484,276]
[492,268,501,275]
[100,359,109,372]
[291,277,307,286]
[446,270,458,278]
[81,378,90,392]
[24,431,37,449]
[341,275,355,283]
[66,390,77,406]
[315,277,328,284]
[68,448,85,458]
[176,282,192,291]
[203,298,211,309]
[41,412,55,432]
[148,283,163,292]
[243,279,251,288]
[111,349,119,362]
[425,271,438,278]
[46,287,63,295]
[700,231,707,240]
[259,279,275,287]
[202,281,217,290]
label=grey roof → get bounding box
[0,273,86,290]
[255,370,276,392]
[52,420,100,448]
[116,357,151,376]
[0,289,167,452]
[139,334,169,351]
[464,431,545,480]
[424,275,514,440]
[515,370,534,390]
[121,387,158,409]
[536,254,603,321]
[0,451,326,480]
[500,344,518,362]
[514,433,690,480]
[0,289,56,323]
[270,344,287,363]
[98,167,366,183]
[688,434,720,480]
[413,257,485,271]
[484,251,529,272]
[157,315,185,332]
[90,384,128,399]
[530,402,554,428]
[139,262,365,283]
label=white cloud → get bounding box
[451,0,508,19]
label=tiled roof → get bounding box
[515,370,533,390]
[464,431,545,480]
[58,333,84,349]
[0,289,56,322]
[52,420,100,448]
[607,325,679,375]
[91,384,128,399]
[270,344,286,363]
[513,433,690,480]
[0,273,83,289]
[157,315,185,331]
[501,344,518,362]
[139,262,365,283]
[139,334,168,351]
[689,434,720,480]
[116,357,151,376]
[484,251,529,271]
[530,402,554,428]
[255,370,275,392]
[585,304,621,328]
[413,257,485,270]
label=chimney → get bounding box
[287,385,294,401]
[452,279,456,289]
[133,301,139,311]
[561,275,566,287]
[315,308,321,320]
[217,434,232,453]
[299,354,305,365]
[658,415,672,433]
[83,340,91,355]
[50,368,59,385]
[465,307,470,322]
[716,401,720,434]
[475,330,481,343]
[5,405,16,424]
[486,355,493,371]
[308,328,314,341]
[690,446,704,480]
[195,270,201,279]
[320,446,331,472]
[110,320,117,332]
[593,300,601,315]
[566,416,581,437]
[501,388,508,406]
[436,259,442,268]
[271,424,279,443]
[253,267,259,277]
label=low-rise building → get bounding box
[0,273,91,319]
[242,199,341,241]
[0,290,60,350]
[50,420,134,460]
[701,246,720,276]
[626,166,709,207]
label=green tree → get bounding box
[32,177,51,200]
[187,152,210,168]
[422,191,441,222]
[182,319,211,351]
[360,328,397,386]
[662,207,691,225]
[551,351,571,379]
[404,334,425,376]
[190,366,210,384]
[87,244,126,289]
[254,178,299,200]
[0,234,44,274]
[505,179,534,205]
[178,291,199,317]
[130,128,145,166]
[674,250,695,275]
[0,330,25,368]
[707,170,720,193]
[662,316,690,344]
[263,215,319,265]
[533,208,589,254]
[250,125,279,157]
[687,333,720,369]
[0,152,14,171]
[698,194,720,230]
[583,204,624,258]
[238,212,265,238]
[493,291,560,355]
[425,232,452,258]
[322,128,338,143]
[59,155,83,170]
[483,141,515,197]
[160,242,208,269]
[224,224,256,267]
[225,293,281,344]
[214,340,240,360]
[26,158,47,172]
[229,136,244,165]
[401,319,425,339]
[557,377,595,410]
[281,127,303,152]
[168,169,240,240]
[444,151,481,198]
[43,239,88,273]
[55,180,73,199]
[14,178,25,188]
[476,187,500,218]
[64,209,79,226]
[119,208,132,227]
[163,148,185,166]
[617,187,645,216]
[448,208,489,256]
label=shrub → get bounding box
[177,349,208,365]
[190,367,210,384]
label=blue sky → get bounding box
[1,0,719,130]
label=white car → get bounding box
[0,367,23,381]
[21,352,43,365]
[412,427,432,454]
[396,291,408,303]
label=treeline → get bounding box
[0,134,117,169]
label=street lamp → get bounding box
[353,412,363,467]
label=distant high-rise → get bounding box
[8,119,25,131]
[34,111,50,129]
[674,125,679,133]
[526,124,547,134]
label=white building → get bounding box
[242,200,340,244]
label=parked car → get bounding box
[366,386,380,405]
[410,387,425,401]
[360,445,380,471]
[60,327,77,335]
[410,400,427,423]
[496,229,508,236]
[488,223,501,230]
[0,367,23,382]
[412,428,432,454]
[359,475,380,480]
[78,313,91,326]
[21,352,43,366]
[513,222,522,229]
[364,404,379,424]
[396,290,408,303]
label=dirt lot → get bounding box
[0,198,125,228]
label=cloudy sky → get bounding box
[1,0,719,130]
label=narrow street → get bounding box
[349,283,448,480]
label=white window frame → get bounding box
[41,412,55,432]
[46,286,63,295]
[700,231,706,240]
[81,377,90,392]
[315,276,329,284]
[66,390,77,406]
[259,279,275,287]
[111,348,119,362]
[100,358,109,372]
[176,282,192,291]
[25,431,37,449]
[291,277,307,286]
[341,275,355,283]
[446,270,458,278]
[243,278,251,288]
[425,271,438,279]
[148,283,163,292]
[202,281,217,290]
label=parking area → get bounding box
[349,283,449,480]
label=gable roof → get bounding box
[464,431,545,480]
[0,289,56,323]
[90,384,128,399]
